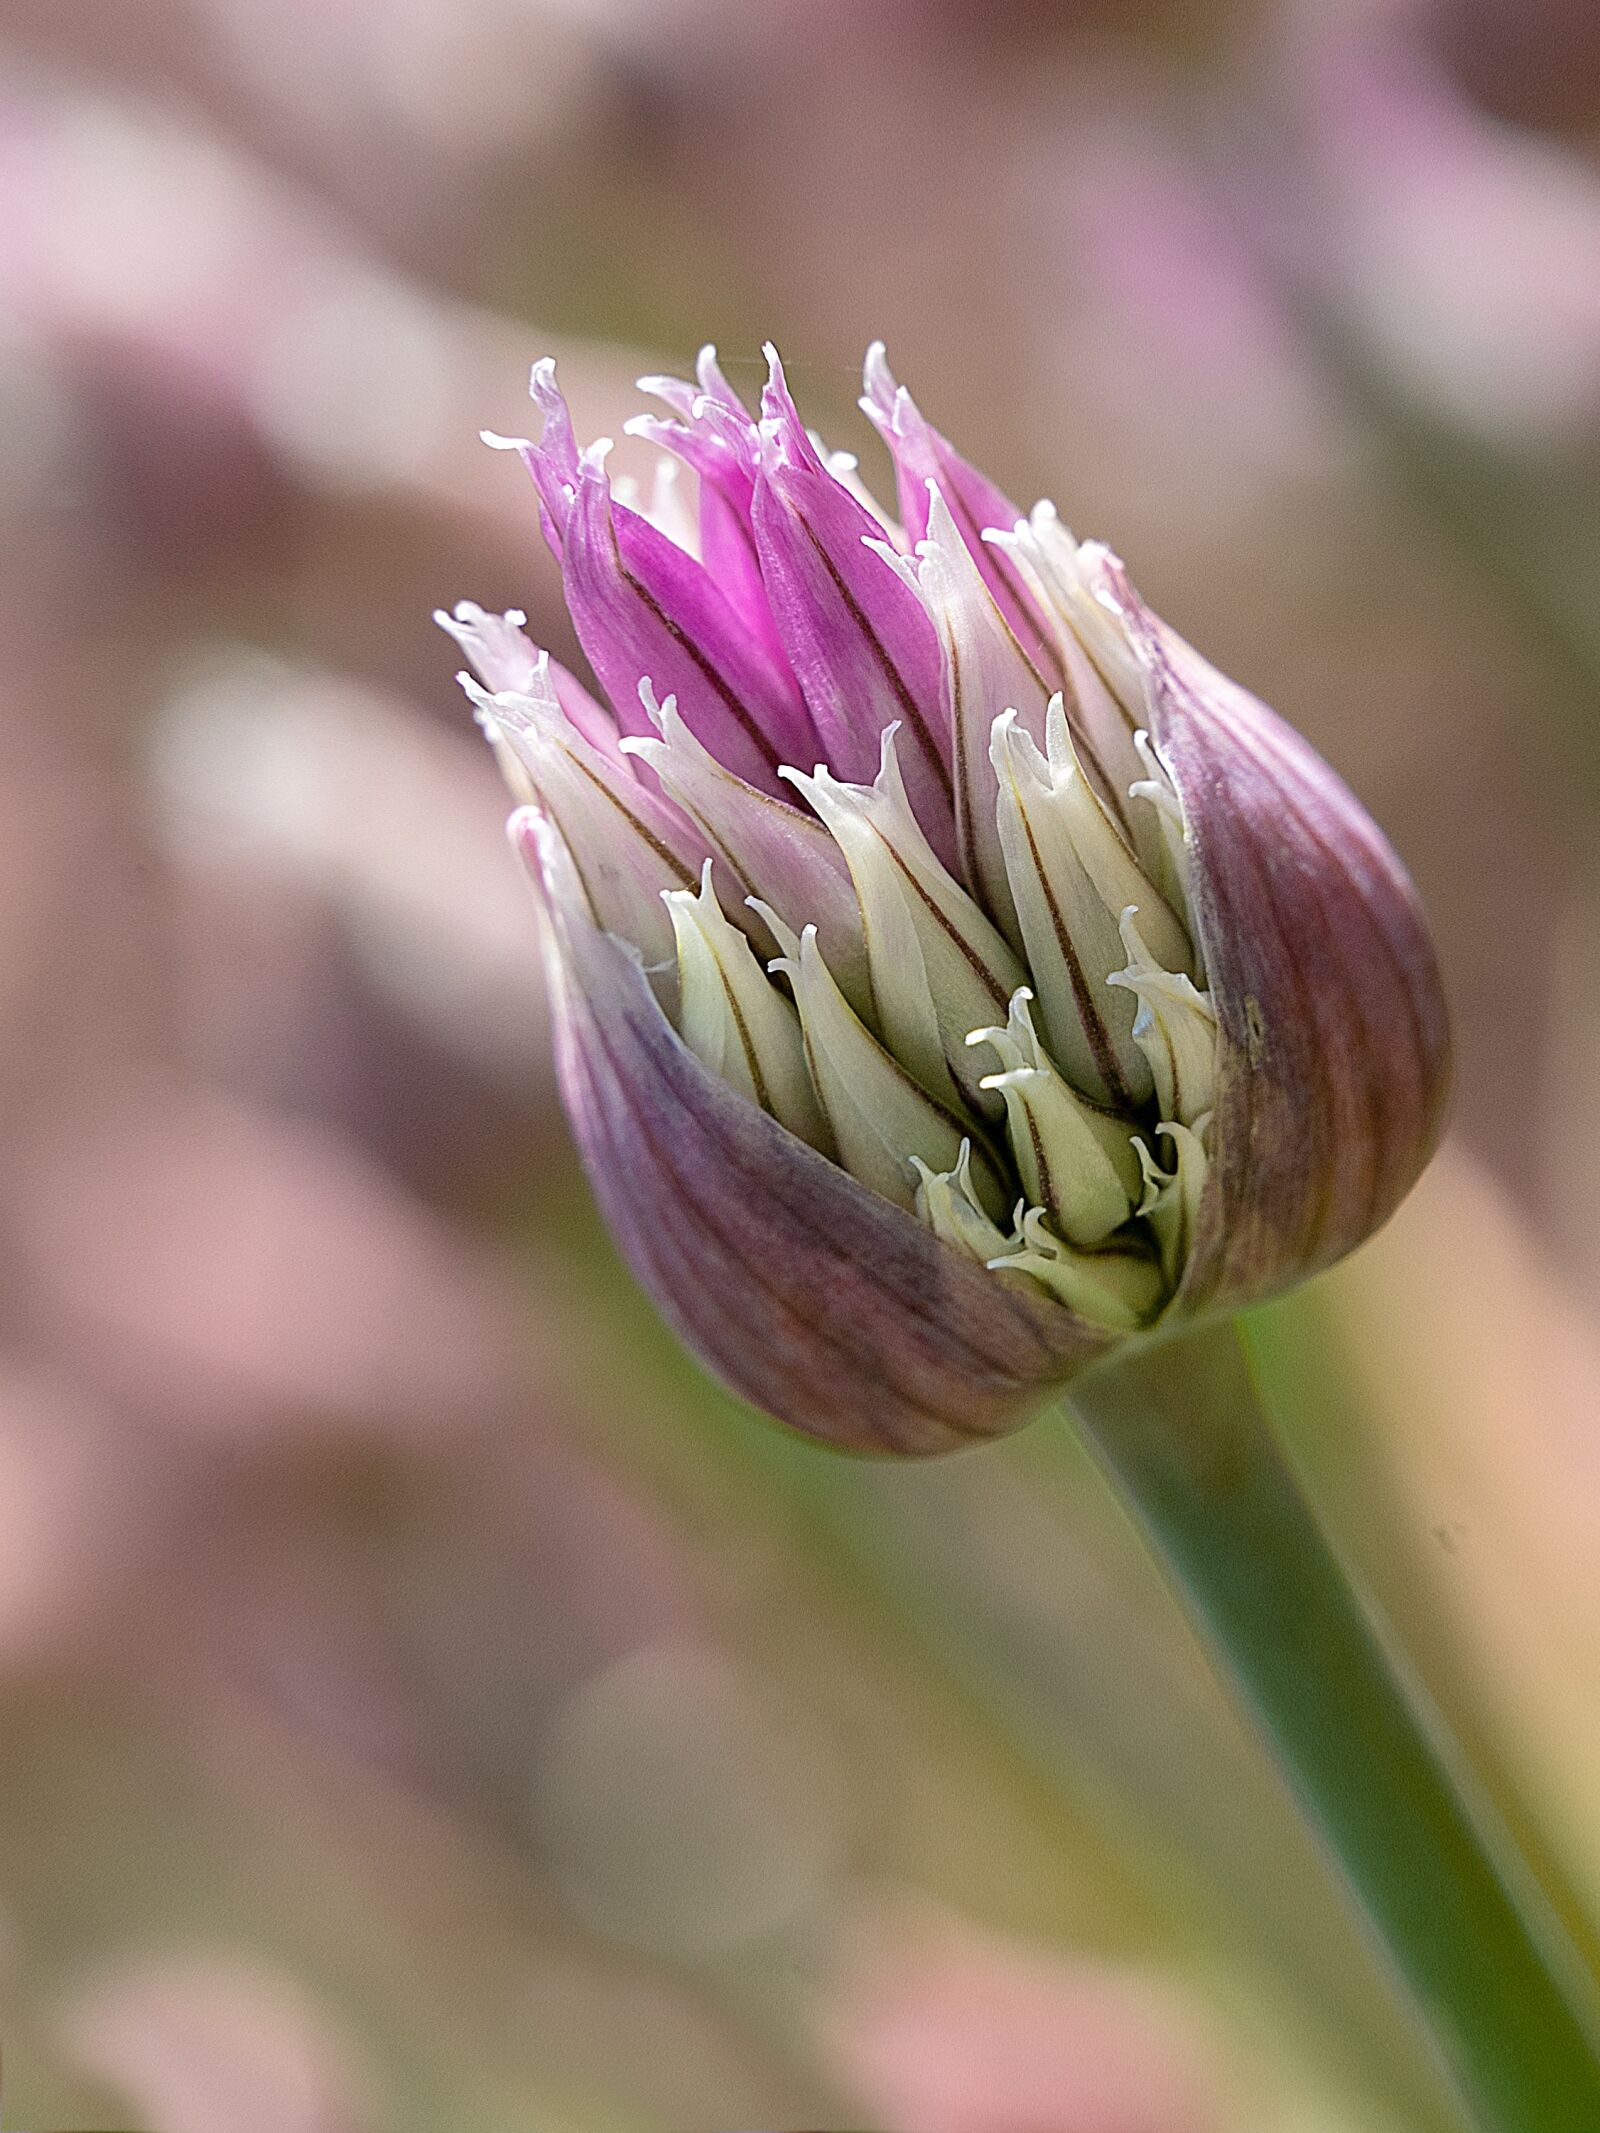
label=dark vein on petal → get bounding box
[1023,1105,1054,1220]
[620,560,786,779]
[1059,704,1135,842]
[1014,803,1134,1112]
[564,756,700,887]
[717,961,771,1113]
[948,629,980,893]
[871,826,1013,1016]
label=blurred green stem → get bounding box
[1070,1318,1600,2133]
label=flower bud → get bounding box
[449,345,1450,1452]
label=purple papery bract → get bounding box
[1106,568,1451,1316]
[530,814,1113,1451]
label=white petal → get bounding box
[967,988,1141,1245]
[984,509,1173,844]
[1108,907,1219,1128]
[784,726,1025,1116]
[909,484,1051,946]
[1039,697,1195,977]
[664,862,831,1152]
[622,686,872,1015]
[989,706,1149,1109]
[987,507,1144,715]
[989,1206,1164,1331]
[433,602,540,696]
[1130,727,1194,919]
[760,907,1003,1217]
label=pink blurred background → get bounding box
[0,0,1598,2124]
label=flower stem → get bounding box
[1069,1317,1600,2133]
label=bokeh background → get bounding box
[1,0,1598,2124]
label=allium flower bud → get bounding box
[443,345,1449,1453]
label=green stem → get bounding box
[1069,1318,1600,2133]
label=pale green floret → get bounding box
[915,1139,1159,1336]
[911,1142,1015,1265]
[988,1206,1165,1331]
[1108,906,1219,1129]
[989,704,1156,1110]
[782,726,1025,1121]
[1034,695,1195,980]
[1130,729,1194,916]
[1135,1119,1212,1287]
[880,485,1053,952]
[624,683,874,1017]
[665,862,832,1155]
[966,988,1141,1246]
[756,903,1007,1220]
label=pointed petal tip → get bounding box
[528,356,568,424]
[860,337,895,412]
[757,343,807,439]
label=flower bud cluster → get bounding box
[441,344,1449,1449]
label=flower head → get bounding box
[442,345,1450,1453]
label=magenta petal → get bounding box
[629,401,790,674]
[1107,567,1452,1314]
[559,452,816,796]
[532,821,1110,1452]
[753,354,955,863]
[700,481,788,665]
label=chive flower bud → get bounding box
[441,344,1450,1453]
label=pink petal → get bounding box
[629,387,791,673]
[753,351,956,863]
[559,452,817,794]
